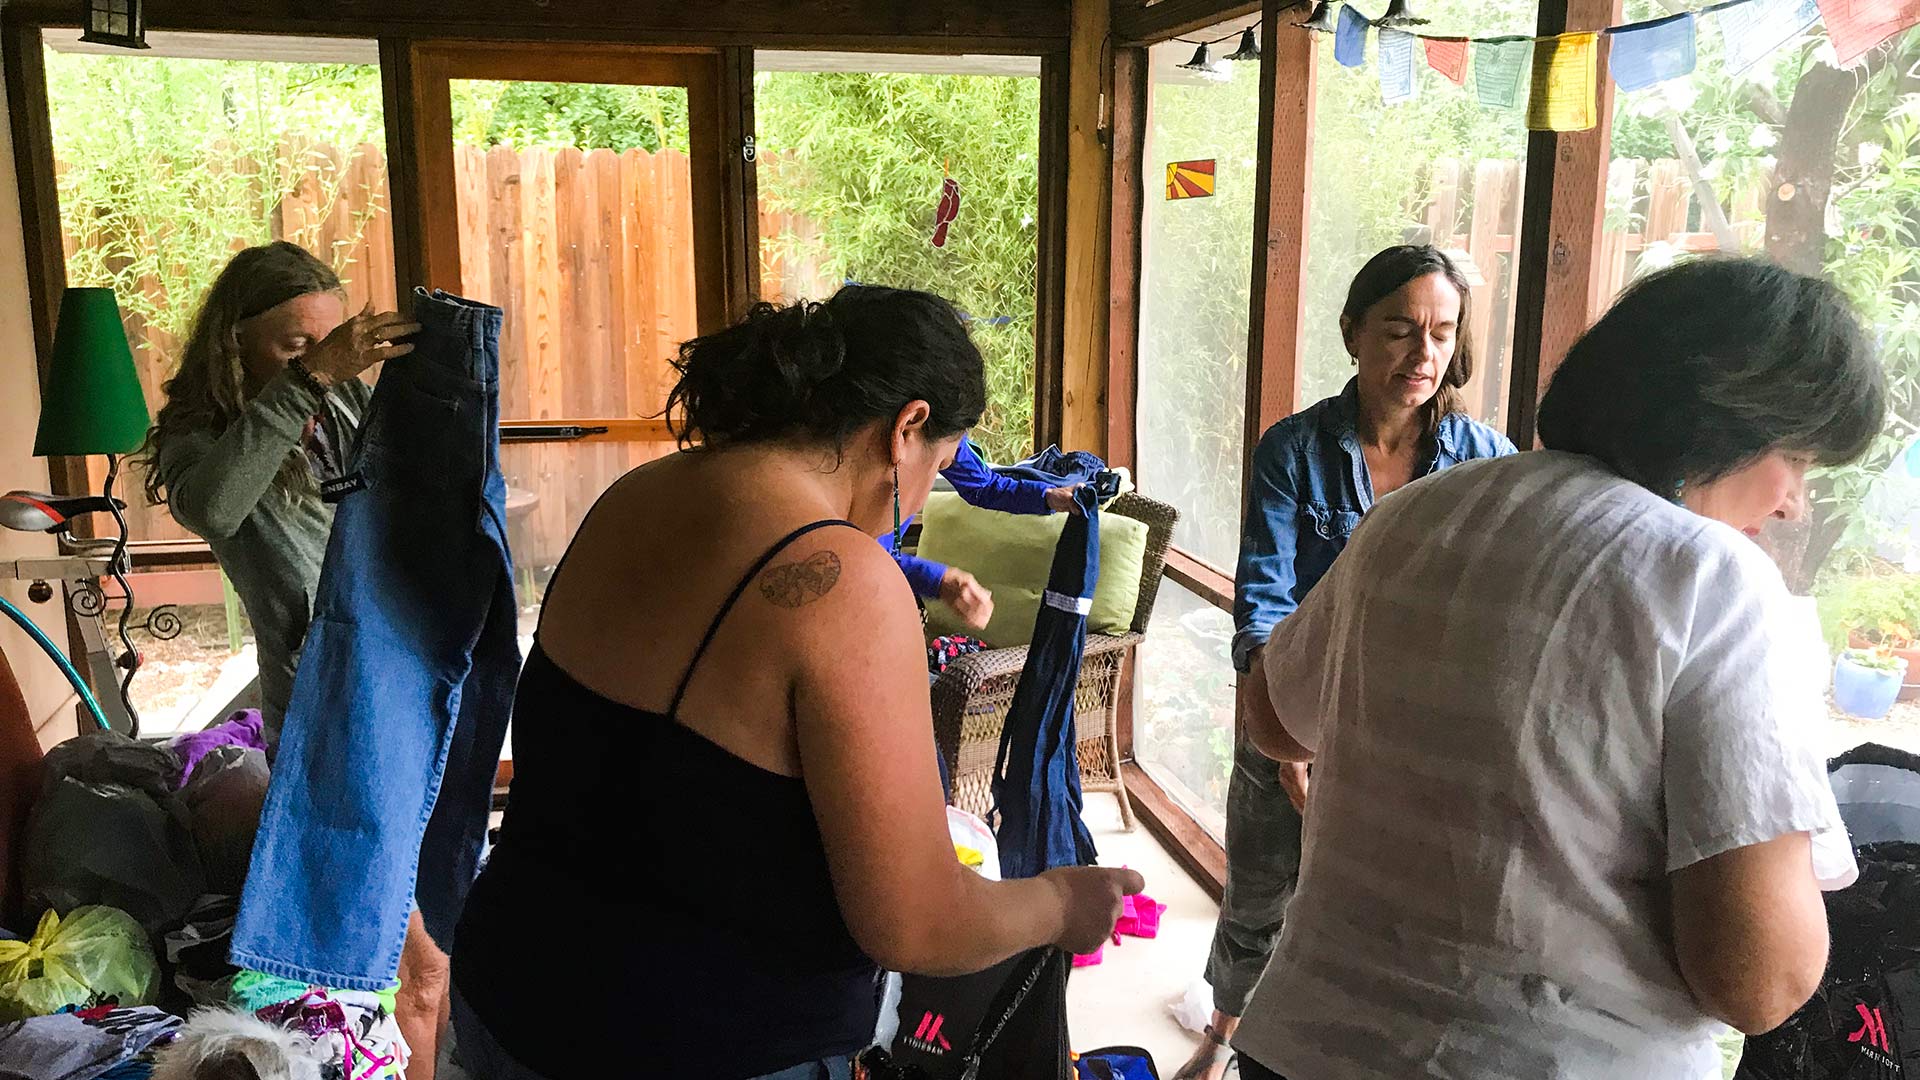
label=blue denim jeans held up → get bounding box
[232,289,520,990]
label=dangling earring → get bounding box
[891,466,903,550]
[1672,478,1687,506]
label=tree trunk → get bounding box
[1763,59,1878,591]
[1766,61,1870,274]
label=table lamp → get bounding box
[32,286,152,730]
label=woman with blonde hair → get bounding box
[142,240,415,744]
[141,240,439,1076]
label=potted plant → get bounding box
[1834,647,1909,720]
[1845,622,1920,701]
[1821,573,1920,700]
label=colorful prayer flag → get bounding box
[1607,12,1697,91]
[1166,159,1216,200]
[1716,0,1819,75]
[1816,0,1920,66]
[1527,32,1599,131]
[1425,37,1471,84]
[1380,28,1418,103]
[1336,3,1371,67]
[1474,37,1532,109]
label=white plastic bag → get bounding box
[1169,976,1214,1035]
[874,807,1005,1051]
[946,806,1000,881]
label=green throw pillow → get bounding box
[917,491,1149,647]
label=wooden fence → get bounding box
[69,140,838,574]
[447,142,701,569]
[1417,155,1769,426]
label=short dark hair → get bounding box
[665,284,987,452]
[1342,245,1475,439]
[1538,256,1885,494]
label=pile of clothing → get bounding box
[0,713,275,1079]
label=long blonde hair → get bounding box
[140,241,343,505]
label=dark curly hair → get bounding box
[665,284,986,454]
[1538,255,1886,495]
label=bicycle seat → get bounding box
[0,491,125,533]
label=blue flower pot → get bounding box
[1834,655,1907,720]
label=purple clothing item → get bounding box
[166,710,267,789]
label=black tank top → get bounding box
[453,520,881,1077]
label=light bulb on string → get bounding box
[1178,42,1214,71]
[1225,28,1261,61]
[1375,0,1429,26]
[1298,2,1341,33]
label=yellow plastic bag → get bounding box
[0,906,158,1020]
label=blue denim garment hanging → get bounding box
[991,482,1104,879]
[994,445,1111,490]
[232,289,519,989]
[881,435,1056,599]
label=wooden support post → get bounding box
[1106,46,1146,472]
[5,22,104,714]
[3,25,86,501]
[396,42,461,295]
[720,46,759,321]
[1506,0,1622,448]
[1244,0,1315,452]
[1035,50,1070,453]
[1059,0,1112,456]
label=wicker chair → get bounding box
[931,492,1177,830]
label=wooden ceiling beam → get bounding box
[3,0,1070,52]
[1112,0,1260,47]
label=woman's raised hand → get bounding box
[301,303,420,386]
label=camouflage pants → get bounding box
[1204,740,1304,1016]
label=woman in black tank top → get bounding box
[451,286,1143,1079]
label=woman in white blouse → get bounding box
[1235,256,1886,1080]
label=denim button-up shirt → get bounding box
[1231,378,1518,671]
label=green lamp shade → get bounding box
[33,287,150,457]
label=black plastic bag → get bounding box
[20,733,204,936]
[1736,842,1920,1078]
[866,947,1071,1080]
[179,747,268,897]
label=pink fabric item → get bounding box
[1112,893,1166,939]
[1072,943,1104,967]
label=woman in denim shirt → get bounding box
[1176,245,1516,1080]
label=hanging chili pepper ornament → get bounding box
[932,176,961,248]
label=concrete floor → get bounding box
[1068,794,1221,1073]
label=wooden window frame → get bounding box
[9,16,1072,495]
[1109,5,1299,899]
[1111,0,1622,895]
[8,17,1073,708]
[402,40,739,469]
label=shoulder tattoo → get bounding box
[760,550,843,608]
